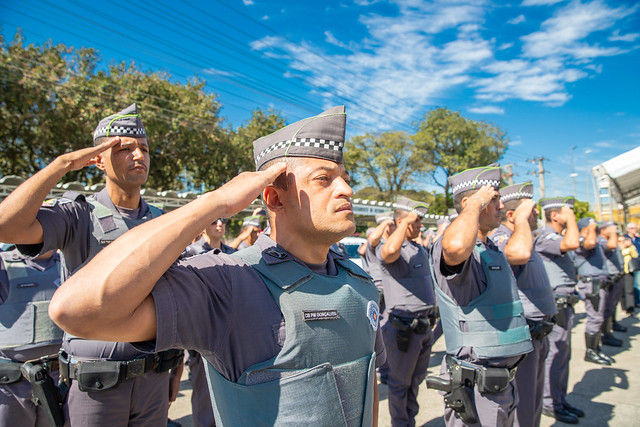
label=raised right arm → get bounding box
[0,140,118,244]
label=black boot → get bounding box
[601,318,623,347]
[585,333,611,365]
[613,306,627,332]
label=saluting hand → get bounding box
[213,162,287,219]
[58,137,120,171]
[513,199,536,224]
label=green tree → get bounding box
[344,131,430,199]
[413,107,509,205]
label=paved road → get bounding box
[169,304,639,426]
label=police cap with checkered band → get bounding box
[253,106,346,171]
[539,197,575,211]
[448,164,502,197]
[93,103,146,142]
[499,182,534,203]
[394,196,429,218]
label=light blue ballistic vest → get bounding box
[82,198,163,270]
[205,245,379,427]
[573,245,608,279]
[64,196,163,347]
[514,250,558,319]
[435,243,533,359]
[0,252,63,349]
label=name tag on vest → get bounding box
[488,265,502,271]
[17,283,38,289]
[303,310,340,321]
[414,263,423,268]
[99,239,114,245]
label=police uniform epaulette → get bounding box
[41,191,83,208]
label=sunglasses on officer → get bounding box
[212,218,229,225]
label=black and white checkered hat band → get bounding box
[94,125,146,139]
[542,202,570,210]
[451,179,501,195]
[500,191,533,202]
[255,137,344,164]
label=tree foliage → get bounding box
[0,32,260,191]
[413,107,509,204]
[344,131,430,199]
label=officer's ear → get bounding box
[263,186,284,214]
[93,153,106,172]
[505,209,516,224]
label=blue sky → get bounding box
[2,0,639,206]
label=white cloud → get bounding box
[203,68,236,77]
[261,15,269,20]
[468,106,505,114]
[521,0,565,6]
[249,0,639,131]
[594,141,614,148]
[609,29,640,42]
[242,0,254,5]
[508,15,526,25]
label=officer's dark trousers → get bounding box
[0,370,60,427]
[514,335,549,427]
[382,321,433,427]
[64,369,170,427]
[576,280,604,334]
[186,351,216,427]
[543,304,574,412]
[604,278,623,319]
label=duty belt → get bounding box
[389,313,433,335]
[59,349,183,392]
[580,276,614,290]
[555,293,580,307]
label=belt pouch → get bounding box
[0,363,23,384]
[413,317,430,335]
[75,362,121,392]
[476,367,510,393]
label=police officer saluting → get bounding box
[0,249,64,426]
[572,217,614,366]
[378,196,435,427]
[0,104,182,425]
[534,197,583,424]
[427,165,532,426]
[597,221,627,346]
[48,106,386,426]
[490,183,557,427]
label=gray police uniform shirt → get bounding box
[533,224,577,296]
[596,236,622,275]
[376,240,435,315]
[365,241,383,290]
[431,236,522,368]
[0,254,61,362]
[16,189,158,360]
[491,224,556,321]
[147,234,386,383]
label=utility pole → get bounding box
[528,157,547,199]
[570,145,577,196]
[585,149,592,208]
[528,157,548,225]
[502,164,515,185]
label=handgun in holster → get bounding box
[21,359,66,427]
[425,357,479,424]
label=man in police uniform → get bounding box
[490,183,557,427]
[49,106,386,426]
[0,249,63,426]
[534,197,583,424]
[572,217,613,366]
[229,215,261,250]
[0,104,182,426]
[597,221,627,345]
[182,218,236,259]
[377,196,434,427]
[428,165,532,426]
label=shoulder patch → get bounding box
[367,300,379,331]
[492,234,508,246]
[546,233,560,241]
[41,198,58,208]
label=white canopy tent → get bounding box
[592,145,640,221]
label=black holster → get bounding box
[527,319,556,340]
[21,361,66,427]
[389,314,431,352]
[586,292,600,311]
[425,355,479,424]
